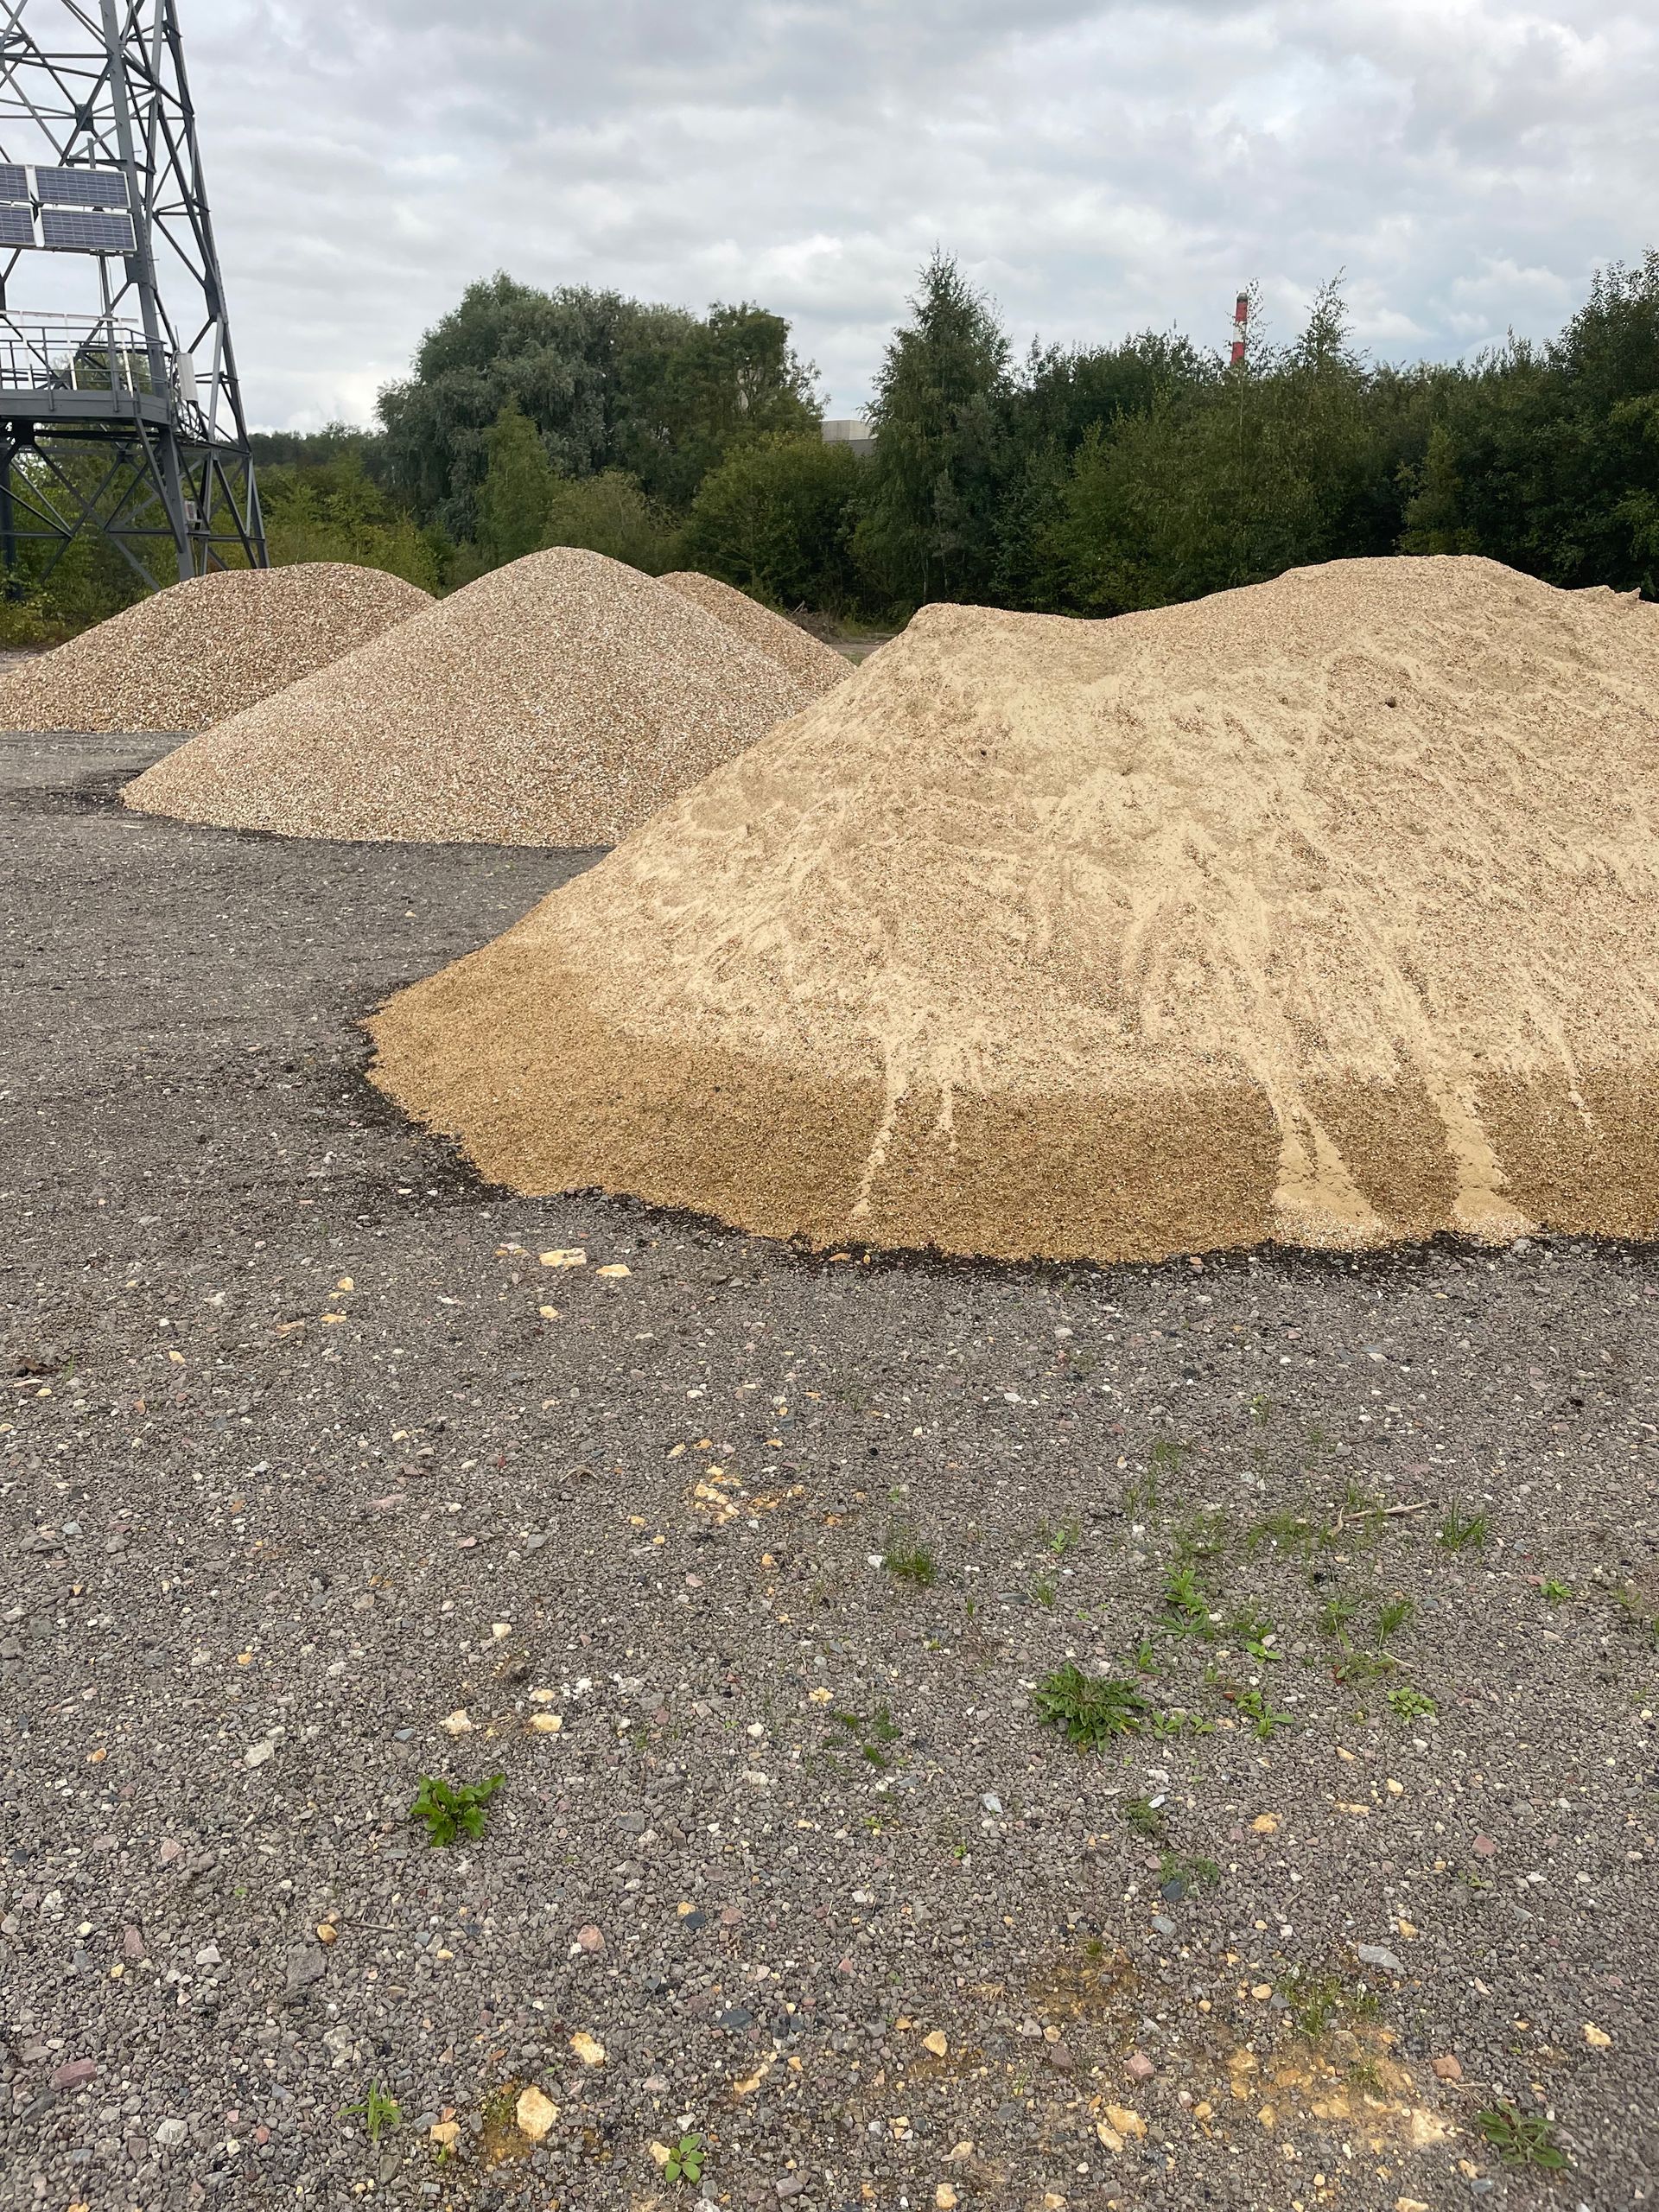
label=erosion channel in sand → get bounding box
[367,555,1659,1263]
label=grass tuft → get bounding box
[883,1523,938,1586]
[1439,1503,1489,1550]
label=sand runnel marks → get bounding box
[123,548,823,845]
[366,556,1659,1262]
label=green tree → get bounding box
[1402,253,1659,592]
[616,302,820,508]
[854,252,1012,607]
[378,276,819,542]
[541,468,676,573]
[1045,276,1403,611]
[259,452,443,590]
[474,398,557,568]
[681,434,863,609]
[990,332,1213,607]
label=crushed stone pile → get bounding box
[0,563,430,734]
[365,556,1659,1264]
[124,548,824,845]
[659,570,851,692]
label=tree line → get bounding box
[7,247,1659,640]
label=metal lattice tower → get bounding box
[0,0,264,589]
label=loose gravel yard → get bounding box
[1,730,1656,2212]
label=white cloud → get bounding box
[162,0,1659,429]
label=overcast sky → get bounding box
[183,0,1659,432]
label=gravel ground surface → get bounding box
[2,731,1656,2212]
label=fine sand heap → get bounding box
[366,556,1659,1263]
[659,570,850,692]
[0,563,430,734]
[124,549,826,845]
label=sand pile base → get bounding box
[124,549,826,845]
[367,556,1659,1263]
[0,563,429,733]
[659,570,851,691]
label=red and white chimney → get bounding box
[1229,290,1249,366]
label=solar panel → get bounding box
[35,166,129,209]
[0,206,34,246]
[0,163,29,204]
[40,207,135,253]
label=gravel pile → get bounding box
[368,555,1659,1263]
[0,562,429,734]
[658,569,851,691]
[123,549,823,846]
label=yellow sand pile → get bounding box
[659,570,851,691]
[0,563,429,733]
[123,549,825,844]
[366,556,1659,1262]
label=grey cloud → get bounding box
[175,0,1659,429]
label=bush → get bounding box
[261,454,445,591]
[681,433,863,611]
[542,467,676,573]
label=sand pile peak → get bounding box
[658,570,850,691]
[366,555,1659,1262]
[124,547,825,845]
[0,562,430,734]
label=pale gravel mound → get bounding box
[366,556,1659,1265]
[0,563,430,734]
[124,548,823,845]
[659,570,851,692]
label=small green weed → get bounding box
[1317,1592,1358,1642]
[1228,1604,1279,1661]
[1439,1503,1489,1550]
[1150,1434,1189,1481]
[1281,1966,1377,2039]
[664,2132,707,2184]
[1134,1635,1160,1675]
[1541,1578,1572,1605]
[1248,1507,1316,1557]
[409,1772,503,1848]
[1030,1574,1056,1609]
[341,2084,402,2144]
[835,1706,900,1768]
[1150,1707,1215,1739]
[1234,1685,1293,1739]
[1281,1969,1340,2038]
[1247,1393,1272,1427]
[1157,1848,1220,1897]
[1123,1794,1166,1839]
[1376,1595,1415,1641]
[1173,1509,1227,1562]
[1386,1685,1439,1722]
[1035,1518,1082,1558]
[1476,2103,1567,2171]
[1033,1663,1149,1750]
[1160,1560,1214,1638]
[883,1524,938,1586]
